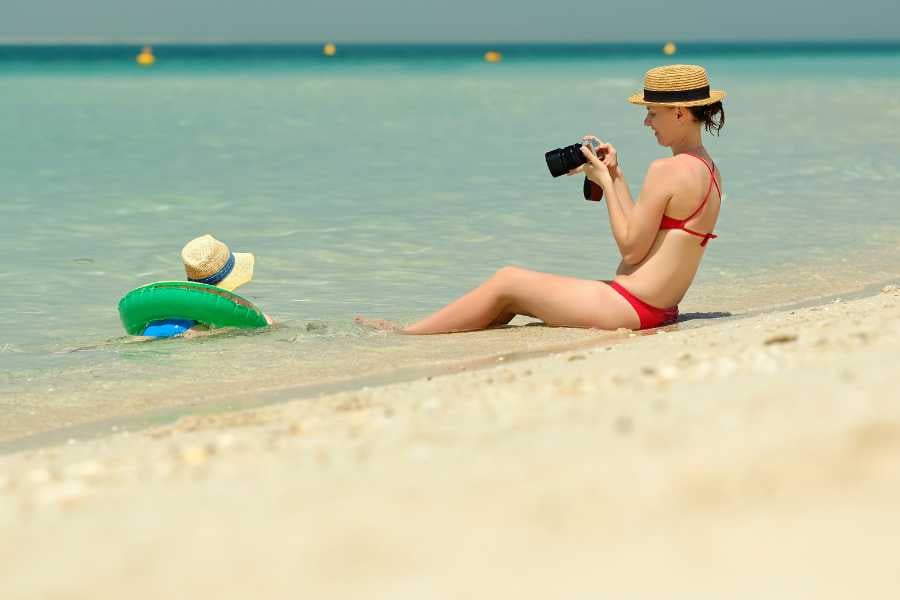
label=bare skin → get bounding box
[357,103,722,334]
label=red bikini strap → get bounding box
[684,152,721,196]
[681,152,721,222]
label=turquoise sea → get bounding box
[2,43,900,443]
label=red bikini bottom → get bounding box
[607,281,679,330]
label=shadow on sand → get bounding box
[676,311,733,324]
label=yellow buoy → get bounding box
[663,41,677,56]
[323,42,337,57]
[136,45,155,66]
[484,50,502,63]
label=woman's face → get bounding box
[643,106,680,146]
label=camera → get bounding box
[544,137,604,201]
[545,143,586,178]
[544,137,602,178]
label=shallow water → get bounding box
[2,43,899,441]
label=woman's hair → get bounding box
[688,101,725,135]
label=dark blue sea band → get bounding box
[189,253,235,285]
[643,85,711,103]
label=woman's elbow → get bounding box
[621,248,647,266]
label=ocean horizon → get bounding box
[3,39,900,49]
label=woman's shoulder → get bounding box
[644,156,689,184]
[673,152,718,172]
[655,153,718,181]
[643,155,716,200]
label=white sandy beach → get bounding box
[2,284,900,598]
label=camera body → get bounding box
[544,137,604,201]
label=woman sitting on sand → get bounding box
[360,64,725,334]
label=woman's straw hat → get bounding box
[628,64,725,107]
[181,234,254,291]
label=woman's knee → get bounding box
[490,266,534,305]
[490,266,525,292]
[493,265,528,283]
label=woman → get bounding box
[362,64,725,334]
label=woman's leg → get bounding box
[402,266,639,334]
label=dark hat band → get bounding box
[188,253,235,286]
[643,85,711,103]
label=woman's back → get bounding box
[614,152,723,308]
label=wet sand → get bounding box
[2,284,900,598]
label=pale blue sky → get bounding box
[3,0,899,43]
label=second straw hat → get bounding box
[181,234,255,292]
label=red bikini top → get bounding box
[659,153,722,247]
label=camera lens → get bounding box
[545,143,588,178]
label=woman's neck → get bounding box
[669,128,704,156]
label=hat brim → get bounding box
[216,252,254,291]
[628,89,726,107]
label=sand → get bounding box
[2,284,900,598]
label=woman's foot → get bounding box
[354,315,404,332]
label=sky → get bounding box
[3,0,900,43]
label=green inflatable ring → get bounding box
[118,281,268,335]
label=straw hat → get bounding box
[181,234,254,291]
[628,64,725,107]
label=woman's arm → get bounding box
[569,139,637,219]
[581,147,674,266]
[605,165,637,225]
[598,142,637,220]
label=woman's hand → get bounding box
[587,137,619,176]
[579,144,613,189]
[566,136,620,180]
